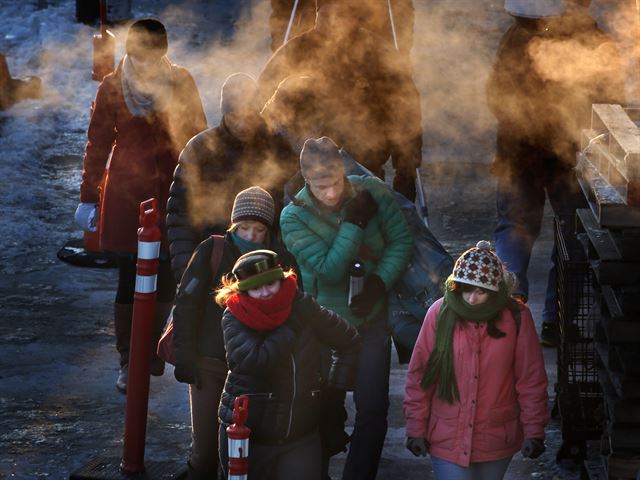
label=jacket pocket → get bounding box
[427,401,460,450]
[485,403,521,449]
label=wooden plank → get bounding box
[576,209,622,261]
[591,104,640,180]
[577,153,640,228]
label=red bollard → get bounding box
[120,198,161,474]
[227,396,251,480]
[91,0,115,81]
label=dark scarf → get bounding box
[226,275,298,332]
[230,231,266,254]
[421,276,510,404]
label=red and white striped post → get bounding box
[227,395,251,480]
[120,198,161,474]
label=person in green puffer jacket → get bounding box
[280,136,413,480]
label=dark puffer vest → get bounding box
[218,291,359,443]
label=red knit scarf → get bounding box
[226,276,298,331]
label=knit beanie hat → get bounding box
[451,241,504,292]
[231,186,275,226]
[233,250,284,291]
[300,137,345,181]
[220,73,260,116]
[126,19,168,57]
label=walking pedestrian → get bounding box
[404,241,549,479]
[173,186,297,479]
[280,137,413,479]
[257,1,423,200]
[487,0,626,345]
[167,72,297,283]
[216,249,360,480]
[172,186,300,479]
[76,18,207,393]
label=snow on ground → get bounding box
[0,0,629,478]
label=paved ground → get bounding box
[1,0,624,478]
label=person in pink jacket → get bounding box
[403,240,549,479]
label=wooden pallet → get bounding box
[575,209,640,285]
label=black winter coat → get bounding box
[172,233,301,368]
[219,291,360,443]
[166,118,297,282]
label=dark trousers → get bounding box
[494,164,586,322]
[342,314,391,480]
[115,254,175,304]
[189,357,228,476]
[220,428,321,480]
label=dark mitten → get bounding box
[406,437,429,457]
[174,361,199,387]
[521,438,545,459]
[350,274,387,317]
[319,387,350,457]
[343,190,378,229]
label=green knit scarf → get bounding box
[420,276,510,404]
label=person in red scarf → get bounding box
[216,250,360,480]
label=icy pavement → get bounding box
[0,0,618,478]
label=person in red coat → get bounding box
[404,241,549,479]
[76,18,207,393]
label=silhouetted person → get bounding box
[258,0,423,200]
[77,19,207,392]
[487,0,626,345]
[166,73,297,283]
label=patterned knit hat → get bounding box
[231,186,275,226]
[451,241,504,292]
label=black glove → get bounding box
[343,190,378,229]
[406,437,429,457]
[174,361,199,387]
[350,274,386,317]
[521,438,545,459]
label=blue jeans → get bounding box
[494,165,586,322]
[342,314,392,480]
[431,456,512,480]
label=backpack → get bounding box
[388,191,454,364]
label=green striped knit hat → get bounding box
[232,250,284,291]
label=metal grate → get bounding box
[554,217,603,446]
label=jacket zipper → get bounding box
[286,353,297,438]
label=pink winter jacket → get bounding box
[403,298,549,467]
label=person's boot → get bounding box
[114,303,134,393]
[150,301,173,376]
[540,321,558,348]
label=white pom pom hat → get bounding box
[451,241,505,292]
[504,0,566,18]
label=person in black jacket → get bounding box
[166,72,298,283]
[172,186,300,479]
[216,250,360,480]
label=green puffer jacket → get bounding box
[280,175,413,327]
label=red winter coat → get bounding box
[80,61,207,253]
[403,298,549,467]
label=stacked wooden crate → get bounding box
[575,104,640,478]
